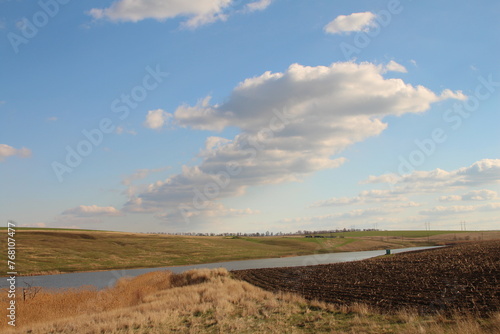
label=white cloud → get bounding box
[116,126,137,135]
[362,173,399,185]
[0,144,31,162]
[143,109,171,130]
[282,206,398,225]
[154,201,258,223]
[305,160,500,227]
[439,89,467,100]
[122,197,159,213]
[311,197,358,207]
[174,96,227,131]
[245,0,272,12]
[337,207,396,219]
[123,61,464,228]
[389,201,421,208]
[324,12,376,34]
[174,62,460,130]
[62,205,123,217]
[420,205,476,216]
[88,0,233,28]
[122,167,170,186]
[356,160,500,220]
[384,60,407,73]
[20,222,47,228]
[481,202,500,211]
[439,189,497,202]
[438,195,463,202]
[310,189,406,207]
[420,202,500,216]
[364,159,500,192]
[463,189,498,201]
[46,116,58,122]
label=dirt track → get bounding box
[233,240,500,315]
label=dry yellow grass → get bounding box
[1,268,498,333]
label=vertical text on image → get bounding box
[6,220,17,327]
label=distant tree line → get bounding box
[144,228,380,237]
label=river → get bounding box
[2,246,439,290]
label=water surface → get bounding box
[3,246,439,290]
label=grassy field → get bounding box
[2,228,499,275]
[1,267,498,333]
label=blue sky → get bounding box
[1,0,499,233]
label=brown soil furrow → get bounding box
[233,240,500,315]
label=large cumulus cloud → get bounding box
[124,61,465,228]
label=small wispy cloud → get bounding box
[439,189,497,202]
[143,109,171,130]
[364,159,500,191]
[324,12,376,34]
[62,205,123,217]
[116,126,137,135]
[245,0,273,12]
[420,202,500,216]
[310,189,406,208]
[384,60,407,73]
[88,0,233,29]
[0,144,31,162]
[20,222,47,228]
[122,167,170,186]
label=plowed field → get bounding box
[233,241,500,315]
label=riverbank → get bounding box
[0,246,438,290]
[3,228,497,276]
